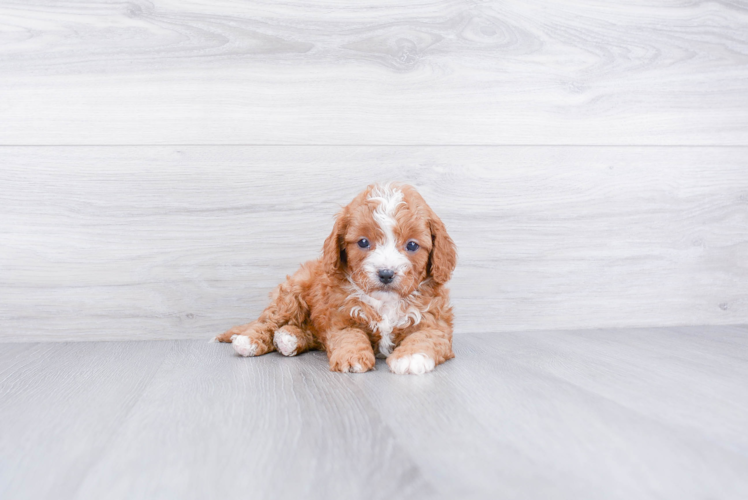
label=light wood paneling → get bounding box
[1,1,747,145]
[1,327,747,499]
[1,146,746,341]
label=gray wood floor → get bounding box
[1,325,747,500]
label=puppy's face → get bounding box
[323,184,456,297]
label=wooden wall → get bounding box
[0,1,746,340]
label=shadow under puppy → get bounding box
[214,183,457,375]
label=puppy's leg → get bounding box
[214,321,260,343]
[217,275,310,357]
[325,328,376,373]
[387,328,454,375]
[222,321,275,357]
[272,325,319,357]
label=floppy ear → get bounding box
[321,210,348,275]
[428,212,457,284]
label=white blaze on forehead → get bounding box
[369,183,405,236]
[366,184,410,275]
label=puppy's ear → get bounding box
[322,210,348,275]
[428,211,457,284]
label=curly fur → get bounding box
[215,183,457,375]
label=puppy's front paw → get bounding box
[387,353,435,375]
[232,335,259,357]
[329,350,376,373]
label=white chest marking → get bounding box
[349,289,423,357]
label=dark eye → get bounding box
[406,240,420,252]
[357,238,370,249]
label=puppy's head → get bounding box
[322,183,456,297]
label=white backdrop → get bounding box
[1,0,747,340]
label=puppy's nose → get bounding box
[378,269,395,284]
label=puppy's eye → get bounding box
[406,240,420,252]
[357,238,370,249]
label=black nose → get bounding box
[378,269,395,284]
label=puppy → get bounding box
[214,183,457,374]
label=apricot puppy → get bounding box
[214,183,457,374]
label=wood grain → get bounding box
[472,325,748,452]
[0,1,747,145]
[0,341,174,500]
[451,330,748,499]
[72,341,434,500]
[1,146,746,341]
[1,327,747,499]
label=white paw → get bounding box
[232,335,258,357]
[388,353,435,375]
[343,362,375,373]
[273,328,298,357]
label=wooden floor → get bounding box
[1,325,747,500]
